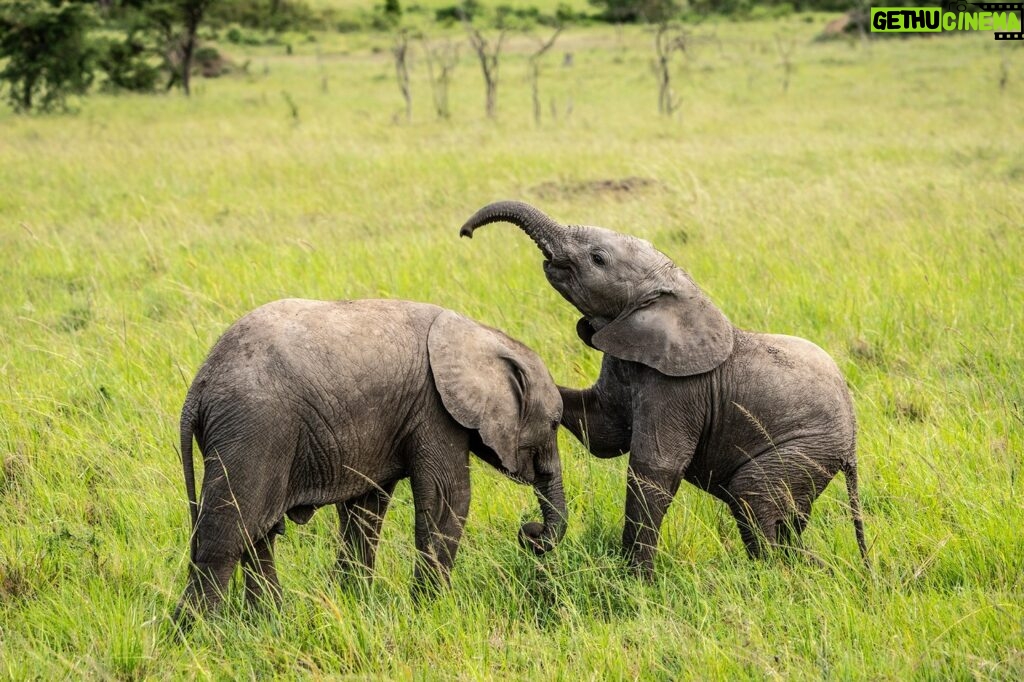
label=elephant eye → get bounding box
[591,251,606,266]
[550,418,560,430]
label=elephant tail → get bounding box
[180,391,200,561]
[842,460,869,569]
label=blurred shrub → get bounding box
[748,1,794,19]
[0,0,96,112]
[589,0,680,23]
[94,27,161,92]
[193,44,234,77]
[224,23,281,44]
[435,0,480,23]
[207,0,322,31]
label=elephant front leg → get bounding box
[336,480,398,582]
[623,460,686,579]
[409,448,471,598]
[559,385,631,459]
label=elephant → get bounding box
[459,201,867,577]
[173,298,566,625]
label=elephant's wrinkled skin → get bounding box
[460,201,867,576]
[174,299,566,625]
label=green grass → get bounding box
[2,15,1023,679]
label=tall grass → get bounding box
[1,16,1022,678]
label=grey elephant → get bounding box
[174,298,566,624]
[459,201,867,576]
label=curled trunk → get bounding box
[459,200,564,261]
[519,451,567,555]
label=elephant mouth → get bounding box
[543,259,571,281]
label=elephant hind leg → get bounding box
[729,497,781,559]
[725,447,834,560]
[175,484,275,627]
[241,525,283,611]
[174,530,241,628]
[725,460,805,560]
[729,501,812,560]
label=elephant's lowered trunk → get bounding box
[521,455,568,555]
[459,201,564,262]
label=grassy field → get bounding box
[1,12,1023,679]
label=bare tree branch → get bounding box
[393,28,412,122]
[422,35,459,120]
[529,26,563,126]
[775,34,795,95]
[653,22,686,116]
[464,18,506,119]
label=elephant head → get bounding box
[427,310,567,554]
[460,201,734,377]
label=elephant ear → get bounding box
[428,310,528,475]
[591,270,734,377]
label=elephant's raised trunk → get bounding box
[519,449,568,556]
[459,201,564,262]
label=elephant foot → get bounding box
[623,550,657,582]
[335,556,376,594]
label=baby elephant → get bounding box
[461,201,868,576]
[174,299,566,625]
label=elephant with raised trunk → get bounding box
[460,201,867,576]
[174,299,566,625]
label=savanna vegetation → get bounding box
[1,1,1022,678]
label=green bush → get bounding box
[224,23,279,44]
[588,0,680,23]
[335,17,368,32]
[0,0,96,112]
[554,2,586,23]
[435,0,480,24]
[207,0,322,32]
[94,30,160,92]
[748,1,795,19]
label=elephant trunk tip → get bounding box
[519,521,556,556]
[458,200,526,238]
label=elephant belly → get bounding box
[287,409,410,509]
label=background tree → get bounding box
[422,35,459,120]
[0,0,96,112]
[173,0,212,95]
[143,0,214,95]
[653,21,685,115]
[392,28,412,122]
[463,18,506,119]
[775,34,794,94]
[528,26,562,126]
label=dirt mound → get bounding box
[531,176,661,200]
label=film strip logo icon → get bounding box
[950,1,1024,39]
